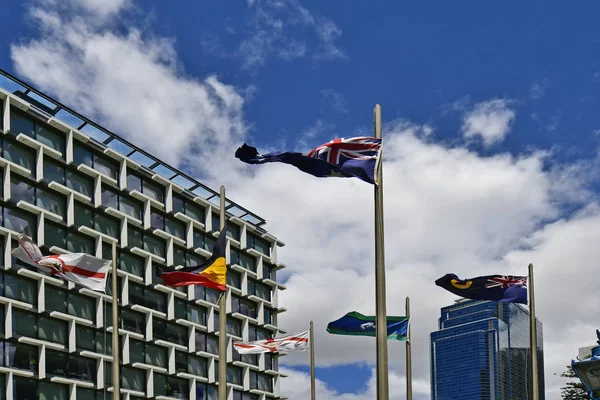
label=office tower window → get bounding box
[101,187,143,220]
[230,249,257,273]
[152,318,187,346]
[172,194,206,222]
[10,109,66,154]
[128,226,165,258]
[246,233,270,256]
[73,141,119,180]
[247,279,271,302]
[127,172,165,203]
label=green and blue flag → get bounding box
[326,311,409,341]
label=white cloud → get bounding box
[234,0,346,68]
[462,99,516,147]
[35,0,130,20]
[9,3,600,400]
[321,89,349,114]
[530,79,549,100]
[11,8,245,168]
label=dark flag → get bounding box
[435,273,528,304]
[158,228,227,291]
[235,137,382,184]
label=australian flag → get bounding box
[235,137,382,184]
[435,273,528,304]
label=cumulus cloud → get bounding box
[462,99,516,147]
[9,3,600,400]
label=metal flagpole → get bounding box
[218,185,228,400]
[528,263,539,400]
[405,297,412,400]
[310,320,316,400]
[374,104,389,400]
[111,241,120,399]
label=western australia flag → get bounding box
[435,273,528,304]
[235,137,382,184]
[326,311,409,341]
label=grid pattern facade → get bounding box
[0,74,287,400]
[430,300,545,400]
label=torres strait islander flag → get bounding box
[158,227,227,291]
[235,137,382,184]
[233,331,310,354]
[12,234,111,291]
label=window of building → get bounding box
[74,202,120,238]
[174,299,207,326]
[232,350,258,366]
[213,312,242,337]
[127,172,165,203]
[172,194,205,222]
[12,309,68,345]
[246,233,270,256]
[230,249,257,273]
[44,222,95,253]
[173,246,206,268]
[152,318,187,346]
[11,175,66,217]
[227,224,240,241]
[193,229,215,252]
[0,374,4,400]
[151,209,186,239]
[175,351,207,377]
[214,362,243,386]
[101,187,143,220]
[193,285,220,304]
[10,109,66,154]
[247,279,271,302]
[1,138,35,172]
[195,384,218,400]
[263,262,275,281]
[43,159,94,197]
[129,339,167,368]
[227,269,241,290]
[121,366,145,392]
[127,226,165,258]
[248,325,272,341]
[2,206,36,240]
[129,282,166,312]
[120,309,145,334]
[77,388,109,400]
[13,377,37,400]
[154,373,189,399]
[73,141,119,180]
[250,371,273,392]
[194,331,218,355]
[1,271,37,305]
[233,391,259,400]
[46,349,96,383]
[232,296,258,319]
[45,286,95,322]
[76,325,112,355]
[0,305,4,337]
[265,353,278,371]
[3,341,38,371]
[264,307,275,326]
[118,251,144,276]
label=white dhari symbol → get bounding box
[360,322,375,330]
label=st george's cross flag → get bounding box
[12,234,111,291]
[233,331,309,354]
[235,137,382,184]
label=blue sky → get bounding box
[2,1,600,398]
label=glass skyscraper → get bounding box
[430,299,544,400]
[0,70,286,399]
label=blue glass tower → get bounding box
[430,299,544,400]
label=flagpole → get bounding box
[218,185,228,400]
[374,104,389,400]
[111,241,120,399]
[310,320,316,400]
[528,263,539,400]
[405,297,412,400]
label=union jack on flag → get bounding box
[235,136,383,184]
[306,137,382,163]
[485,276,527,289]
